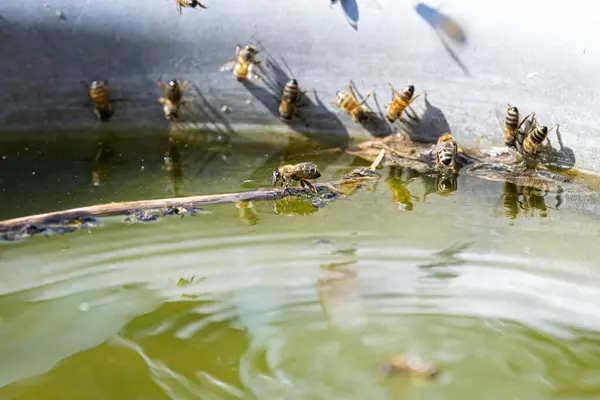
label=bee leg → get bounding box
[388,83,398,97]
[180,80,190,91]
[196,0,208,8]
[301,179,317,193]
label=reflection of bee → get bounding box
[386,167,418,211]
[92,140,113,187]
[522,116,558,157]
[494,181,550,220]
[380,354,438,380]
[385,84,423,123]
[434,133,459,173]
[235,201,259,226]
[84,80,112,121]
[156,80,189,121]
[163,136,183,196]
[220,44,261,81]
[272,162,321,193]
[273,197,320,216]
[279,79,300,121]
[436,174,457,195]
[175,0,207,16]
[501,104,534,150]
[336,81,373,123]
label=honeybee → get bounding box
[336,81,373,123]
[385,84,423,123]
[83,80,112,121]
[522,116,558,157]
[500,104,535,150]
[380,354,438,380]
[156,79,190,121]
[175,0,207,16]
[279,79,300,121]
[272,162,321,193]
[220,44,262,81]
[434,133,460,173]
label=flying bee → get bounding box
[385,84,424,124]
[156,79,190,121]
[272,162,321,193]
[175,0,207,16]
[336,81,373,123]
[522,116,559,157]
[279,79,301,122]
[500,104,535,150]
[220,44,261,81]
[434,133,459,173]
[83,80,112,121]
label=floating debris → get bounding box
[124,209,161,224]
[380,353,439,380]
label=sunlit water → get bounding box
[1,132,600,399]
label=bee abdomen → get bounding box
[233,62,248,80]
[282,84,299,103]
[529,127,547,144]
[279,102,295,120]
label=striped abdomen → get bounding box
[503,106,519,147]
[279,80,299,120]
[522,125,548,155]
[387,88,413,122]
[337,91,367,122]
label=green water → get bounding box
[1,132,600,399]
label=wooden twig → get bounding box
[0,177,376,232]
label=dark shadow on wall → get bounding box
[402,93,452,143]
[540,125,576,172]
[0,20,212,132]
[240,53,351,149]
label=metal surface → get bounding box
[0,0,598,171]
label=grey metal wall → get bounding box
[0,0,598,171]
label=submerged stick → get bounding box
[0,178,375,232]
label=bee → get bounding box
[279,79,300,121]
[522,116,558,157]
[220,44,261,81]
[272,162,321,193]
[83,80,112,121]
[336,81,373,123]
[385,84,423,123]
[156,79,190,121]
[501,104,535,150]
[175,0,207,16]
[434,133,459,173]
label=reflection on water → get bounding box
[1,136,600,398]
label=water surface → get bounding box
[1,132,600,399]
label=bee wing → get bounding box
[220,61,236,72]
[493,105,507,132]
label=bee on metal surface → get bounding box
[385,84,424,124]
[434,133,459,173]
[156,79,190,121]
[522,116,558,157]
[279,79,301,122]
[272,162,321,193]
[175,0,207,16]
[500,104,535,150]
[220,44,262,81]
[336,81,373,123]
[83,80,112,121]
